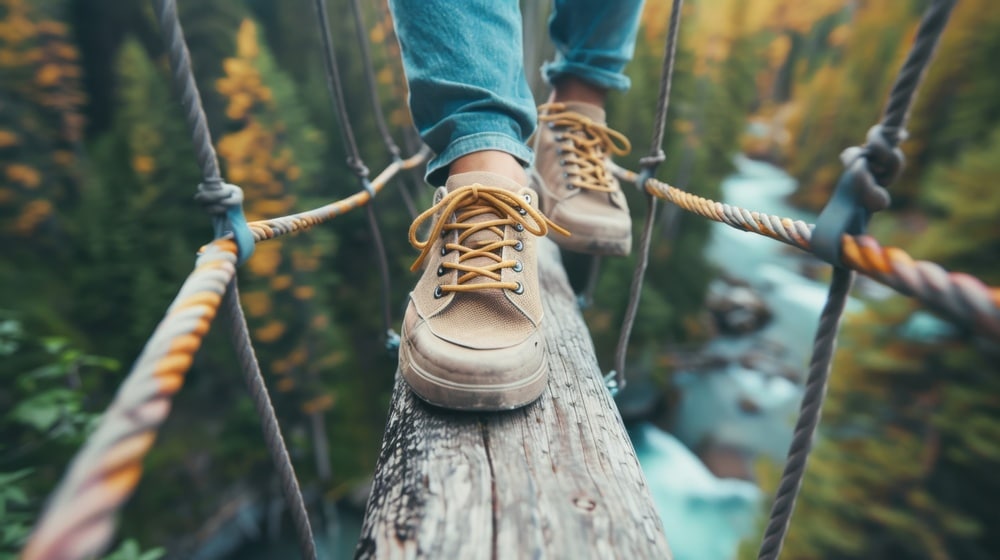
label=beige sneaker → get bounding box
[532,101,633,256]
[399,172,569,411]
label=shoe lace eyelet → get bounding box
[514,223,524,232]
[440,246,448,256]
[522,193,532,204]
[433,286,444,299]
[513,260,523,273]
[514,240,524,252]
[566,183,577,190]
[512,282,524,295]
[516,205,527,216]
[437,265,446,277]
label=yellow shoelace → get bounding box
[538,102,632,192]
[409,184,569,293]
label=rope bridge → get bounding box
[20,0,994,559]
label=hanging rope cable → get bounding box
[311,0,368,178]
[152,2,315,557]
[609,0,684,393]
[153,0,254,264]
[21,240,238,560]
[879,0,956,145]
[757,2,955,557]
[313,0,399,350]
[757,268,854,560]
[349,0,400,159]
[223,282,317,560]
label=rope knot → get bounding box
[347,157,370,179]
[639,150,667,170]
[862,124,906,189]
[194,181,255,265]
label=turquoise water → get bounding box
[633,156,829,560]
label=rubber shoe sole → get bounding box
[398,324,548,411]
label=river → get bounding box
[632,155,843,560]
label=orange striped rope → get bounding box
[23,239,238,560]
[629,170,1000,341]
[23,147,430,560]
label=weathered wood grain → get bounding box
[356,239,671,559]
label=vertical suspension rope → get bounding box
[311,0,368,178]
[610,0,684,392]
[756,268,854,560]
[152,2,315,557]
[312,0,399,349]
[757,1,955,557]
[348,0,401,159]
[153,0,221,185]
[879,0,957,145]
[223,283,317,560]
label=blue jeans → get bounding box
[389,0,645,184]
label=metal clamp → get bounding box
[812,126,897,266]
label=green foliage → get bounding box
[0,312,120,557]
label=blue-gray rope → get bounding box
[311,0,368,179]
[312,0,399,351]
[610,0,684,393]
[223,282,317,560]
[153,2,313,557]
[758,1,955,557]
[879,0,957,146]
[349,0,401,159]
[152,0,254,264]
[756,268,854,560]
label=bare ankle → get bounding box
[448,150,529,188]
[551,76,607,107]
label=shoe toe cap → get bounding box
[400,318,547,410]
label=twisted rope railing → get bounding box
[22,239,238,560]
[624,171,1000,343]
[20,143,429,560]
[248,146,430,242]
[153,1,316,557]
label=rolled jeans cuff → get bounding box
[542,59,632,92]
[425,131,535,186]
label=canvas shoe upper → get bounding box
[398,171,568,411]
[532,101,633,256]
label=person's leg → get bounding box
[544,0,645,95]
[390,0,567,411]
[389,0,535,187]
[532,0,645,256]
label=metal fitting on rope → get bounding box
[348,157,370,180]
[360,177,377,198]
[604,371,622,397]
[195,181,256,264]
[638,149,667,170]
[385,328,400,352]
[812,125,898,266]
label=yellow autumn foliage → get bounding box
[0,130,18,148]
[292,285,315,300]
[5,163,41,188]
[301,394,335,415]
[241,290,273,317]
[270,274,293,291]
[12,199,52,234]
[255,320,286,343]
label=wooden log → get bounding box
[356,239,671,559]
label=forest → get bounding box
[1,0,998,558]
